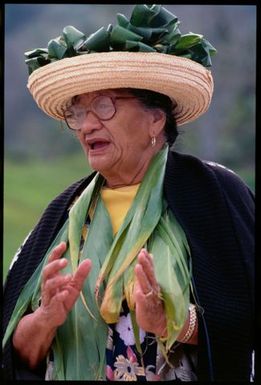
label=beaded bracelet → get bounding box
[181,304,197,343]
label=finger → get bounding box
[41,274,71,305]
[57,290,69,303]
[134,268,162,312]
[50,289,69,304]
[137,249,159,290]
[134,263,152,295]
[44,274,71,295]
[48,242,67,263]
[71,259,92,291]
[43,242,67,282]
[42,258,68,283]
[133,275,144,300]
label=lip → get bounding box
[84,137,111,153]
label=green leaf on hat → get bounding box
[24,48,48,59]
[117,13,130,28]
[130,4,160,27]
[110,25,143,47]
[62,25,86,50]
[174,33,203,50]
[202,38,217,56]
[160,24,181,45]
[81,27,110,52]
[25,56,51,75]
[125,40,157,52]
[48,38,68,59]
[24,4,217,74]
[178,38,217,67]
[117,13,168,43]
[147,5,178,28]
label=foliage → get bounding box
[24,4,217,74]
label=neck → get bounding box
[104,141,166,189]
[104,161,150,188]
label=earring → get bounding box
[151,136,156,147]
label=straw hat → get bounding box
[27,50,214,126]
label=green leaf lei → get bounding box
[24,4,217,75]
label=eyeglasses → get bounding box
[63,95,136,130]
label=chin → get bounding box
[88,157,111,174]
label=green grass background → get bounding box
[3,154,92,280]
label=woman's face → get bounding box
[72,89,166,187]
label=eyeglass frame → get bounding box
[62,94,137,131]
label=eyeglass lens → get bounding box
[64,95,116,130]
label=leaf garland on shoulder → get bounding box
[24,4,217,75]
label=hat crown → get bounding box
[24,4,217,75]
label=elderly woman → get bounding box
[3,4,254,382]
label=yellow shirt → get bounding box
[101,184,140,235]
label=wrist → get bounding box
[34,307,58,334]
[12,308,57,369]
[153,315,168,338]
[177,304,197,344]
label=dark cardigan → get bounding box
[2,150,255,381]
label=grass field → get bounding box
[3,153,255,280]
[3,153,92,279]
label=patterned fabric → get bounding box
[105,301,197,381]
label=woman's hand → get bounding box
[39,241,92,327]
[12,241,92,368]
[134,249,167,337]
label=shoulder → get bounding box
[203,159,254,193]
[167,150,254,201]
[202,159,255,216]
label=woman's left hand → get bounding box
[134,248,167,337]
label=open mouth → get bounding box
[89,141,110,151]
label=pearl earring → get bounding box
[151,137,156,147]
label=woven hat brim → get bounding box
[27,51,214,126]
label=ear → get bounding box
[149,108,166,137]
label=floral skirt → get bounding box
[105,301,197,381]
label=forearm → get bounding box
[12,308,57,369]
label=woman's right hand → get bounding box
[12,241,92,368]
[39,241,92,327]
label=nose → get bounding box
[80,111,103,133]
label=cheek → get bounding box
[76,133,85,148]
[123,122,150,149]
[112,117,144,143]
[75,133,89,157]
